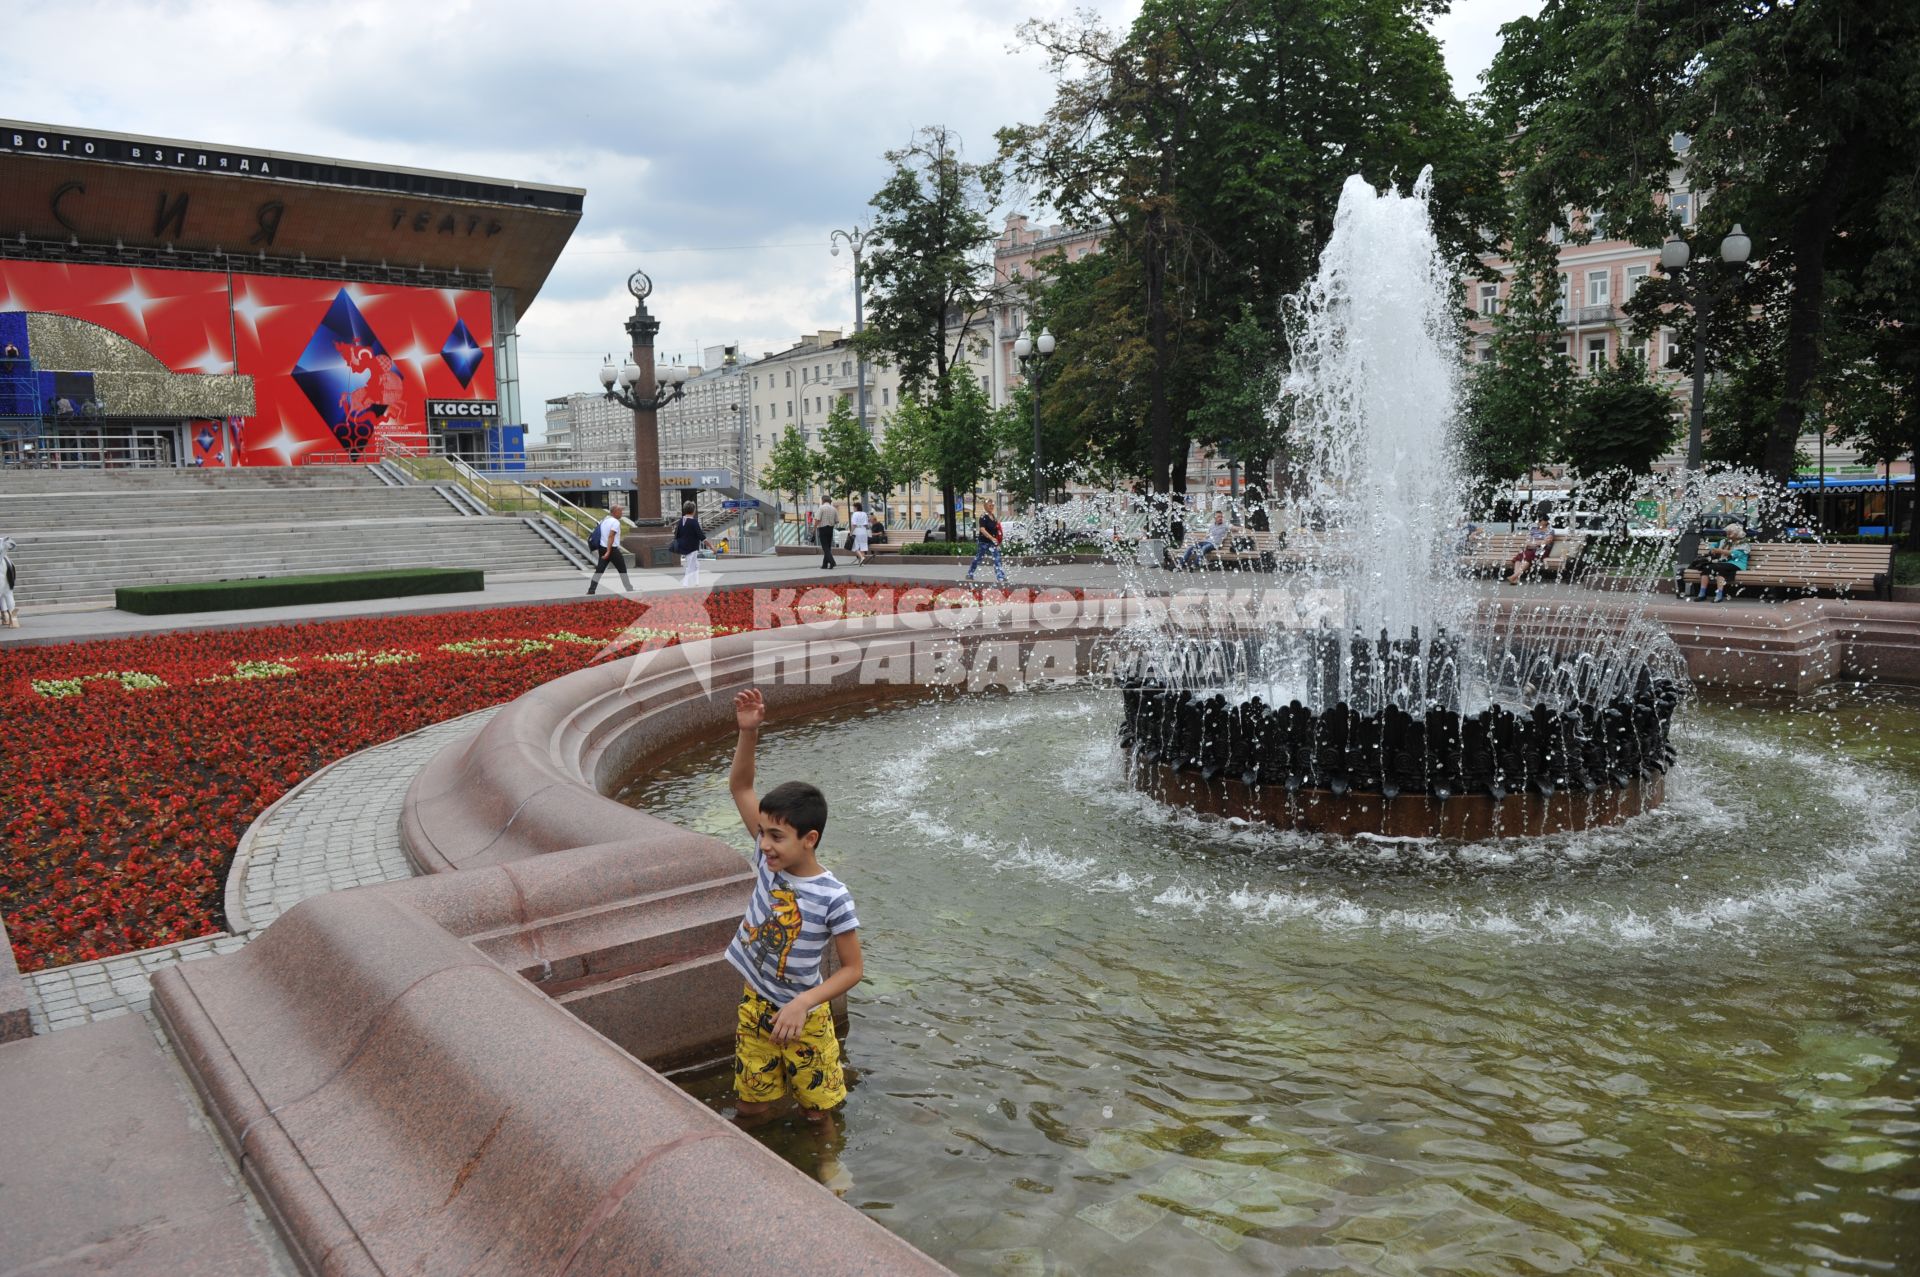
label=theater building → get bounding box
[0,120,581,467]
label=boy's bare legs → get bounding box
[732,1099,775,1130]
[807,1108,851,1196]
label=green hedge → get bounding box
[899,541,979,556]
[117,567,483,615]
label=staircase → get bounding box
[1,466,586,607]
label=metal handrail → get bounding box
[1,440,174,469]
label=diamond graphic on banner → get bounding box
[290,290,407,458]
[196,428,216,452]
[440,318,485,388]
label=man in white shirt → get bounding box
[587,508,634,594]
[815,498,838,570]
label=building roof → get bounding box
[1,120,584,318]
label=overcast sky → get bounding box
[7,0,1537,430]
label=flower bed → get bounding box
[2,583,1041,972]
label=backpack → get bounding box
[587,523,604,552]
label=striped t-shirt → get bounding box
[724,854,860,1006]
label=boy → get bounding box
[725,687,864,1137]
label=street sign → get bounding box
[721,498,761,510]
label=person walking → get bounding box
[672,500,713,588]
[965,501,1007,585]
[815,496,839,570]
[1,534,18,628]
[586,507,634,594]
[849,501,871,566]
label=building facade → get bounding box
[741,326,999,526]
[658,344,751,478]
[0,119,579,468]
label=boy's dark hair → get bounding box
[760,781,828,841]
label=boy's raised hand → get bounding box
[735,687,766,732]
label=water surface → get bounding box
[623,685,1920,1275]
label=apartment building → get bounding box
[1464,157,1871,473]
[743,326,999,525]
[658,344,752,477]
[543,390,634,462]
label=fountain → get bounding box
[1116,172,1684,837]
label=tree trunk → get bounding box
[941,481,958,544]
[1765,131,1862,483]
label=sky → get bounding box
[6,0,1538,433]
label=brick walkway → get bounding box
[23,708,499,1034]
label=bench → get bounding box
[1162,528,1279,571]
[1681,542,1894,600]
[1461,532,1586,581]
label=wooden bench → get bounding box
[1681,542,1894,600]
[1162,528,1279,571]
[1460,531,1586,581]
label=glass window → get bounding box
[1588,210,1607,240]
[1553,339,1570,361]
[1624,263,1649,300]
[1628,335,1650,364]
[1670,191,1693,227]
[882,388,890,405]
[753,406,760,423]
[843,361,851,376]
[1556,275,1571,320]
[1478,283,1500,316]
[1476,343,1494,363]
[784,370,792,387]
[786,401,792,417]
[1663,331,1681,368]
[1585,336,1608,371]
[1586,270,1611,308]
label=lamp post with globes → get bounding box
[1659,224,1752,576]
[1013,326,1056,508]
[598,269,691,523]
[830,227,873,516]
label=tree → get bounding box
[923,368,998,523]
[1484,0,1920,482]
[1563,356,1678,492]
[760,425,817,519]
[1460,241,1573,505]
[814,399,883,510]
[1002,0,1502,493]
[856,126,1003,540]
[1185,305,1286,485]
[877,399,935,531]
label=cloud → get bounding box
[7,0,1525,427]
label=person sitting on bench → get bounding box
[1180,511,1233,569]
[1688,522,1749,601]
[1505,516,1556,583]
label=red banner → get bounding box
[0,260,495,466]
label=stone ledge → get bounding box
[0,915,30,1043]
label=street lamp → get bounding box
[831,226,873,514]
[1660,224,1751,576]
[1014,326,1056,507]
[598,269,692,522]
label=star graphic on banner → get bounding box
[228,286,278,349]
[256,418,319,467]
[107,274,159,346]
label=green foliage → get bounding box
[1186,305,1286,472]
[1460,248,1573,497]
[889,372,1002,542]
[814,398,883,506]
[1002,0,1502,492]
[1563,357,1678,488]
[117,568,481,615]
[856,125,1002,400]
[1484,0,1920,481]
[760,425,818,513]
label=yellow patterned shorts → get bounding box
[734,986,847,1111]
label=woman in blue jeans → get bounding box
[965,502,1006,584]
